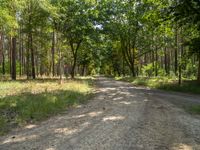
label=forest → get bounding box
[1,1,200,148]
[0,0,199,84]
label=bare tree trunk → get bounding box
[175,26,178,76]
[0,31,3,75]
[11,37,16,80]
[59,46,62,84]
[164,47,168,75]
[178,29,183,85]
[9,36,12,76]
[30,32,35,79]
[26,35,30,79]
[51,30,56,77]
[197,53,200,83]
[19,27,22,76]
[155,46,158,76]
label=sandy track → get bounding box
[0,77,200,150]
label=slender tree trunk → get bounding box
[178,29,183,85]
[175,26,178,76]
[130,62,135,77]
[178,61,182,85]
[155,46,158,76]
[2,50,5,75]
[26,35,30,79]
[19,30,22,76]
[71,55,77,79]
[51,30,55,77]
[152,50,155,76]
[81,64,85,76]
[168,49,171,74]
[122,55,125,76]
[0,32,3,74]
[9,36,12,76]
[21,34,24,75]
[1,33,5,75]
[11,37,16,80]
[59,46,62,84]
[30,32,35,79]
[197,53,200,83]
[164,47,168,75]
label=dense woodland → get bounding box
[0,0,200,84]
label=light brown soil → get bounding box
[0,77,200,150]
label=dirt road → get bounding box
[0,77,200,150]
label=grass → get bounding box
[0,78,93,135]
[116,76,200,94]
[189,105,200,114]
[116,76,200,114]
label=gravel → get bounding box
[0,77,200,150]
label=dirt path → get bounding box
[0,77,200,150]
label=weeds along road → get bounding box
[0,77,200,150]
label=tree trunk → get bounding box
[70,40,82,79]
[2,50,5,75]
[9,36,12,76]
[59,46,62,84]
[26,35,30,79]
[71,56,76,79]
[81,64,86,76]
[19,25,23,76]
[155,46,158,76]
[30,33,35,79]
[175,26,178,76]
[122,55,125,76]
[197,53,200,83]
[51,30,55,76]
[11,37,16,80]
[130,62,135,77]
[179,28,183,85]
[152,50,155,76]
[0,32,4,75]
[164,47,168,75]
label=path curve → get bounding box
[0,77,200,150]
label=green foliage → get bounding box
[142,63,154,77]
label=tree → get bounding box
[59,0,95,79]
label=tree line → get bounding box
[0,0,200,84]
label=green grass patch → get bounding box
[0,79,93,135]
[189,105,200,114]
[116,76,200,94]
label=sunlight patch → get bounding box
[25,124,37,129]
[172,143,193,150]
[54,128,78,136]
[2,135,38,144]
[113,97,123,101]
[103,115,125,122]
[88,111,103,117]
[72,114,86,119]
[46,148,55,150]
[119,101,131,105]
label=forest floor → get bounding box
[0,77,200,150]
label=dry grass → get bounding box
[0,78,93,135]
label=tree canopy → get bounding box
[0,0,200,83]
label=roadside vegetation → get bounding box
[115,76,200,94]
[116,76,200,114]
[0,78,93,135]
